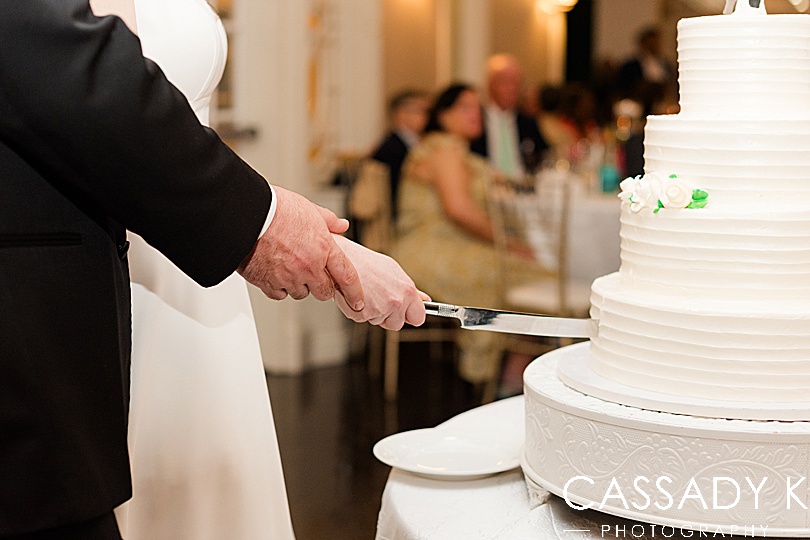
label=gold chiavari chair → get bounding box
[486,170,593,360]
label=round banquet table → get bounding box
[375,396,716,540]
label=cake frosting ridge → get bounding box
[587,3,810,403]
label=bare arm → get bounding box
[429,143,535,261]
[428,144,495,243]
[89,0,137,32]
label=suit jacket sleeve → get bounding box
[517,114,548,173]
[0,0,271,286]
[470,128,488,159]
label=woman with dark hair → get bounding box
[391,83,533,389]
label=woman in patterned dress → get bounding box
[391,83,536,387]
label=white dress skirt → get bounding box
[114,1,296,538]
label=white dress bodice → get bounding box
[118,1,295,538]
[135,0,226,125]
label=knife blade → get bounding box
[424,301,596,339]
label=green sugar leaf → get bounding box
[687,199,708,209]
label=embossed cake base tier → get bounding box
[522,344,810,537]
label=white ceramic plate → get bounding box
[373,427,522,480]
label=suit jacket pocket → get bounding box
[0,232,83,248]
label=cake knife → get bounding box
[723,0,761,14]
[423,301,597,339]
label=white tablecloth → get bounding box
[567,191,621,283]
[375,397,698,540]
[376,397,533,540]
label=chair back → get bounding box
[487,170,573,313]
[348,159,393,254]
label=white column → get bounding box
[231,0,364,374]
[230,0,310,374]
[545,11,567,84]
[435,0,453,87]
[453,0,490,88]
[335,0,383,155]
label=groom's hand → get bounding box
[238,186,364,308]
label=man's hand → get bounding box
[238,186,364,309]
[332,235,429,331]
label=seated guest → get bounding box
[536,84,569,161]
[471,54,549,178]
[613,98,646,179]
[557,81,604,166]
[391,83,537,390]
[370,89,430,217]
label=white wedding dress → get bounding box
[114,0,295,538]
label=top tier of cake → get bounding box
[678,13,810,119]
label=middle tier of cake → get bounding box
[618,206,810,301]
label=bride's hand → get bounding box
[331,235,429,331]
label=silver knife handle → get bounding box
[424,301,460,318]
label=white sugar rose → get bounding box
[630,172,663,212]
[660,175,692,209]
[618,176,641,205]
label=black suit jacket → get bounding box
[0,1,271,534]
[617,58,645,97]
[471,111,549,174]
[370,131,409,217]
[617,56,675,104]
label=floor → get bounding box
[266,329,484,540]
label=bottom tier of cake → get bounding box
[589,273,810,403]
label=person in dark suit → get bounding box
[0,2,426,538]
[370,89,429,218]
[616,27,675,107]
[471,54,549,178]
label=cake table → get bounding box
[376,397,719,539]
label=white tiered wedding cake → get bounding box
[522,1,810,536]
[589,4,810,404]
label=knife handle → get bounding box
[424,301,460,318]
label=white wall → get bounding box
[594,0,663,65]
[452,0,490,88]
[335,1,384,157]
